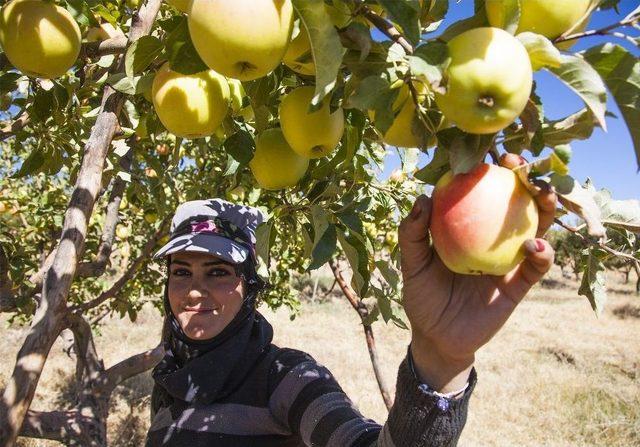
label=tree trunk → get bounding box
[329,259,393,411]
[0,3,162,446]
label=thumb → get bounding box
[399,194,434,278]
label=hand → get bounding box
[398,155,557,392]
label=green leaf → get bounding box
[408,40,449,90]
[542,108,596,147]
[0,73,22,92]
[593,189,640,233]
[337,227,370,297]
[548,54,608,130]
[308,206,337,270]
[125,36,163,78]
[255,220,275,277]
[484,0,520,34]
[223,130,255,165]
[292,0,344,105]
[376,0,421,45]
[375,260,400,290]
[164,16,209,75]
[439,6,488,41]
[578,247,607,316]
[106,73,139,95]
[12,148,45,178]
[345,75,390,110]
[438,128,494,174]
[583,44,640,171]
[414,147,449,185]
[550,174,606,237]
[517,32,562,71]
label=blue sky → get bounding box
[376,1,640,201]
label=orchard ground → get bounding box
[1,265,638,447]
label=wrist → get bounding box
[410,336,474,394]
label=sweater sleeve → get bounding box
[267,347,476,447]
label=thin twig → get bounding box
[554,218,640,264]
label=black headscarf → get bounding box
[150,256,273,412]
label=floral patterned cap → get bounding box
[153,198,266,264]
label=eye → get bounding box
[209,268,230,277]
[170,268,190,277]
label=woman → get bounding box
[146,180,556,446]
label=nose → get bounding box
[186,277,210,300]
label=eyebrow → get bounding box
[170,260,232,267]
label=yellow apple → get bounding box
[369,83,428,148]
[486,0,591,41]
[0,0,81,79]
[116,226,131,239]
[167,0,191,13]
[126,0,140,9]
[279,86,344,159]
[431,163,539,275]
[152,63,230,139]
[227,78,246,114]
[188,0,294,81]
[283,25,315,76]
[86,22,124,42]
[249,128,309,190]
[435,27,532,134]
[144,210,158,224]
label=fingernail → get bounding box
[535,239,545,252]
[524,240,537,253]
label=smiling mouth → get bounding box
[185,308,220,315]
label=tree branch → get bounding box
[73,216,170,313]
[0,244,16,312]
[554,218,640,264]
[0,2,163,445]
[353,1,414,55]
[329,258,393,410]
[0,112,30,142]
[99,343,164,396]
[554,12,640,44]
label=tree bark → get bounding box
[329,259,394,411]
[0,2,162,445]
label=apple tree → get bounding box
[0,0,639,445]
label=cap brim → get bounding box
[153,233,249,264]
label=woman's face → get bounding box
[168,251,245,340]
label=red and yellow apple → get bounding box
[188,0,294,81]
[152,63,230,139]
[249,128,309,190]
[0,0,81,79]
[435,27,532,135]
[430,163,539,276]
[279,86,344,159]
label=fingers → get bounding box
[494,238,555,305]
[531,179,557,237]
[398,194,434,279]
[499,153,526,169]
[499,153,558,237]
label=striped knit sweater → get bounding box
[146,345,476,446]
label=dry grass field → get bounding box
[1,266,639,446]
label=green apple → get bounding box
[152,63,230,139]
[86,22,124,42]
[188,0,294,81]
[279,86,344,159]
[435,27,532,134]
[283,25,315,76]
[126,0,140,9]
[369,83,428,148]
[0,0,81,79]
[167,0,191,13]
[227,78,246,115]
[249,128,309,190]
[486,0,591,41]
